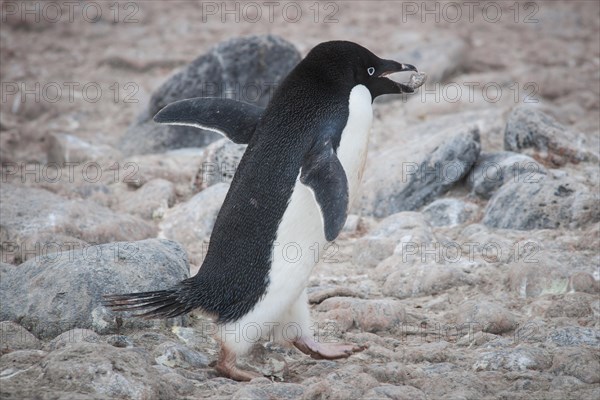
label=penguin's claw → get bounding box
[215,363,262,382]
[293,337,367,360]
[215,344,262,382]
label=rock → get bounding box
[0,184,156,264]
[239,344,287,381]
[171,324,219,351]
[315,297,406,333]
[321,365,380,398]
[117,179,176,220]
[381,263,477,300]
[363,385,427,400]
[0,322,41,353]
[0,342,177,399]
[550,347,600,384]
[454,300,518,334]
[47,133,121,165]
[357,119,480,218]
[120,35,301,155]
[300,380,333,399]
[121,121,222,158]
[158,183,229,264]
[0,239,189,338]
[1,232,89,267]
[233,382,304,400]
[546,327,600,348]
[106,335,133,348]
[153,366,198,396]
[0,262,15,274]
[457,224,580,269]
[46,329,100,351]
[353,212,436,269]
[473,346,552,372]
[0,349,47,373]
[543,293,595,318]
[400,342,451,364]
[308,286,365,304]
[194,138,247,190]
[123,148,205,197]
[549,375,595,394]
[20,160,123,209]
[483,173,600,230]
[153,341,210,369]
[504,105,599,166]
[467,151,547,199]
[507,259,571,299]
[366,362,424,385]
[422,198,479,227]
[411,364,488,399]
[568,272,600,294]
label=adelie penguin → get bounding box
[104,41,422,381]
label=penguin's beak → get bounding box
[378,60,417,77]
[377,60,418,93]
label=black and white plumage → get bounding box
[104,40,418,380]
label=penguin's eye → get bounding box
[367,67,375,76]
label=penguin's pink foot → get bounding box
[215,346,262,382]
[293,336,366,360]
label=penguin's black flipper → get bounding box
[153,97,264,144]
[301,141,349,242]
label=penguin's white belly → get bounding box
[222,85,373,353]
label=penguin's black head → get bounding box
[303,41,418,99]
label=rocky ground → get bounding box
[1,1,599,399]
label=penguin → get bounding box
[104,41,418,381]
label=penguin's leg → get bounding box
[278,289,366,359]
[214,341,262,382]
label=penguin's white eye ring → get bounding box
[367,67,375,76]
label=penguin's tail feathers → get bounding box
[102,280,196,319]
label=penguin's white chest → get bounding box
[336,85,374,202]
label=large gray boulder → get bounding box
[0,184,156,265]
[158,183,229,264]
[193,138,247,190]
[504,105,599,166]
[483,173,600,230]
[0,343,178,399]
[356,117,481,218]
[120,35,301,155]
[422,198,479,227]
[466,151,547,199]
[0,239,189,339]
